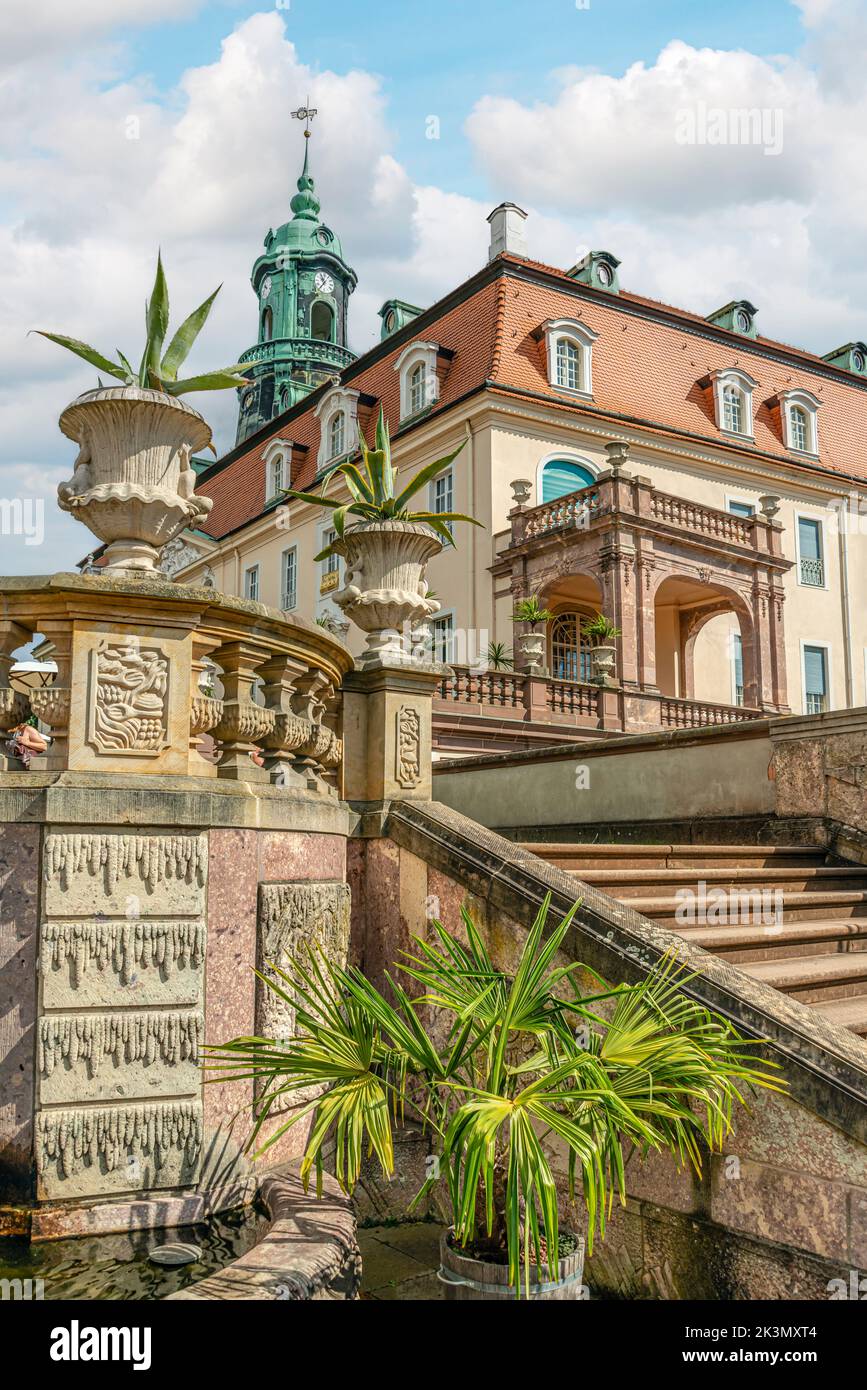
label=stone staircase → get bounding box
[522,842,867,1038]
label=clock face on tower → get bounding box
[314,271,335,294]
[260,276,272,299]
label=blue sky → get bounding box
[125,0,805,199]
[1,0,864,574]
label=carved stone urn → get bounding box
[332,520,442,667]
[57,386,214,574]
[516,630,546,673]
[589,644,617,684]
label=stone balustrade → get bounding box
[0,574,352,789]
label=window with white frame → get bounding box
[780,389,820,456]
[542,318,598,397]
[263,440,292,501]
[409,362,427,415]
[710,368,757,438]
[328,410,346,460]
[314,386,360,473]
[430,468,454,538]
[432,612,455,663]
[797,516,825,587]
[322,528,339,576]
[281,547,297,611]
[728,499,755,518]
[244,565,259,601]
[803,644,829,714]
[556,338,580,390]
[395,341,440,420]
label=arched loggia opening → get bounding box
[654,575,757,707]
[537,572,604,680]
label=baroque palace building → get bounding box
[170,141,867,754]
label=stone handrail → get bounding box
[520,485,600,541]
[547,678,598,717]
[656,693,760,728]
[437,666,525,708]
[0,574,353,788]
[651,491,753,546]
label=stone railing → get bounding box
[519,485,601,542]
[0,574,353,789]
[656,694,760,728]
[239,338,356,373]
[437,667,525,708]
[651,492,753,547]
[547,678,599,717]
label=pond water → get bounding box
[0,1203,270,1301]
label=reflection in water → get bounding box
[0,1204,270,1301]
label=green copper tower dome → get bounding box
[235,130,357,445]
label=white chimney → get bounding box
[487,203,528,262]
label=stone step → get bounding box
[575,866,867,897]
[524,843,828,871]
[676,917,867,964]
[738,952,867,1002]
[609,889,867,925]
[810,996,867,1036]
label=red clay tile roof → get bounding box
[197,254,867,540]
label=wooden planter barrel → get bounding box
[438,1230,586,1301]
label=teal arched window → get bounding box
[541,459,595,503]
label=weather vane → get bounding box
[291,99,318,139]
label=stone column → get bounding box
[212,639,274,782]
[341,661,447,805]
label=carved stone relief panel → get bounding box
[87,639,171,756]
[395,705,422,789]
[255,881,351,1114]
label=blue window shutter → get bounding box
[803,646,827,696]
[541,460,596,503]
[798,518,821,560]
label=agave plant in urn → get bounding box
[286,408,481,667]
[35,253,256,574]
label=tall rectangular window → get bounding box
[803,645,828,714]
[323,528,339,575]
[244,565,259,601]
[432,470,454,538]
[798,517,824,586]
[732,632,744,706]
[432,613,455,663]
[556,338,579,390]
[281,547,297,611]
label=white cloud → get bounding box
[0,0,206,64]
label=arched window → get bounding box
[409,362,427,414]
[311,301,334,342]
[541,459,596,503]
[555,338,580,391]
[261,307,273,341]
[328,410,345,459]
[550,613,592,682]
[722,385,743,434]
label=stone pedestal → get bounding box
[340,660,448,805]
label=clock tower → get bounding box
[235,126,358,444]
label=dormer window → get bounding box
[329,410,346,460]
[709,367,758,439]
[262,439,293,501]
[394,341,441,420]
[314,385,360,473]
[542,318,598,399]
[777,388,820,457]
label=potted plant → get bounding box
[35,254,255,573]
[580,612,621,685]
[486,641,513,671]
[513,596,553,672]
[284,408,480,666]
[207,894,779,1301]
